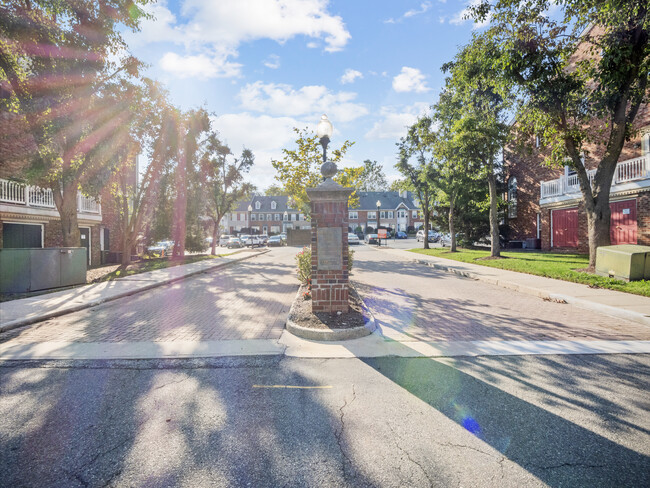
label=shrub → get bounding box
[295,246,355,285]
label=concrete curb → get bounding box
[0,249,270,333]
[414,258,650,327]
[285,286,377,341]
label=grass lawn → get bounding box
[409,248,650,298]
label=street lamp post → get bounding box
[316,114,336,181]
[376,200,381,247]
[283,210,288,232]
[248,204,253,234]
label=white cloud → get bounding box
[365,103,430,140]
[160,51,242,79]
[404,2,432,18]
[135,0,351,79]
[385,1,432,23]
[210,113,306,187]
[449,0,490,29]
[340,69,363,84]
[392,67,430,93]
[263,54,280,69]
[238,81,368,122]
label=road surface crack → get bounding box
[387,421,433,487]
[334,384,357,480]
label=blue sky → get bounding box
[125,0,487,189]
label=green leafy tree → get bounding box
[358,160,389,191]
[271,128,360,215]
[0,0,150,247]
[472,0,650,267]
[201,132,255,255]
[397,117,438,250]
[264,185,289,196]
[440,35,513,257]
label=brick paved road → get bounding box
[1,248,299,344]
[352,246,650,342]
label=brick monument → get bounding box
[306,115,353,313]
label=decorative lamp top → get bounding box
[248,204,253,212]
[376,200,381,208]
[316,114,333,139]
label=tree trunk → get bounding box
[423,194,430,250]
[487,170,500,258]
[172,141,187,259]
[449,190,457,252]
[210,218,218,255]
[121,233,133,266]
[586,198,612,270]
[55,187,81,248]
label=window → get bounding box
[267,214,272,221]
[271,201,277,210]
[412,211,418,219]
[251,214,257,221]
[367,211,376,219]
[255,201,261,210]
[508,176,518,219]
[299,214,304,220]
[642,131,650,156]
[283,213,288,221]
[387,211,393,219]
[259,214,265,221]
[349,211,358,219]
[274,214,280,221]
[380,211,393,219]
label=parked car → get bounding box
[416,230,438,243]
[226,237,243,249]
[395,231,408,239]
[364,233,378,244]
[147,240,173,256]
[439,233,451,246]
[348,233,360,245]
[259,234,269,244]
[268,235,285,247]
[280,233,287,241]
[220,234,233,246]
[243,235,263,248]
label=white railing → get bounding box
[540,155,649,199]
[78,193,101,214]
[28,186,55,208]
[0,178,100,214]
[0,179,25,204]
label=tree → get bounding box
[389,178,411,192]
[264,185,289,196]
[106,80,175,266]
[440,34,513,257]
[202,132,255,255]
[397,116,438,250]
[170,108,210,258]
[473,0,650,267]
[358,160,389,191]
[0,0,150,247]
[271,128,361,215]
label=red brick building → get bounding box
[504,29,650,252]
[349,191,425,233]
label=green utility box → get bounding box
[0,248,87,293]
[595,245,650,281]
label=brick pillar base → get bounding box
[307,181,353,314]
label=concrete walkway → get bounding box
[0,249,268,332]
[382,247,650,326]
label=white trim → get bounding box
[550,210,554,248]
[100,227,105,251]
[2,221,44,248]
[536,213,541,240]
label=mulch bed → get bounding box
[290,284,368,330]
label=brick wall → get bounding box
[310,200,349,314]
[638,193,650,246]
[44,221,63,247]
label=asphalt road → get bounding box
[1,354,649,487]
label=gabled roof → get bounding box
[352,191,419,211]
[250,195,298,212]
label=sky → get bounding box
[124,0,488,190]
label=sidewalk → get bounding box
[380,247,650,327]
[0,249,269,333]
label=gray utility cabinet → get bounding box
[0,248,87,293]
[595,245,650,281]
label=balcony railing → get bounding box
[0,178,101,214]
[540,155,650,199]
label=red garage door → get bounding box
[552,208,578,248]
[610,199,637,245]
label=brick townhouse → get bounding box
[504,26,650,252]
[0,162,105,266]
[348,191,424,233]
[221,195,310,235]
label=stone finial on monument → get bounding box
[306,115,353,313]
